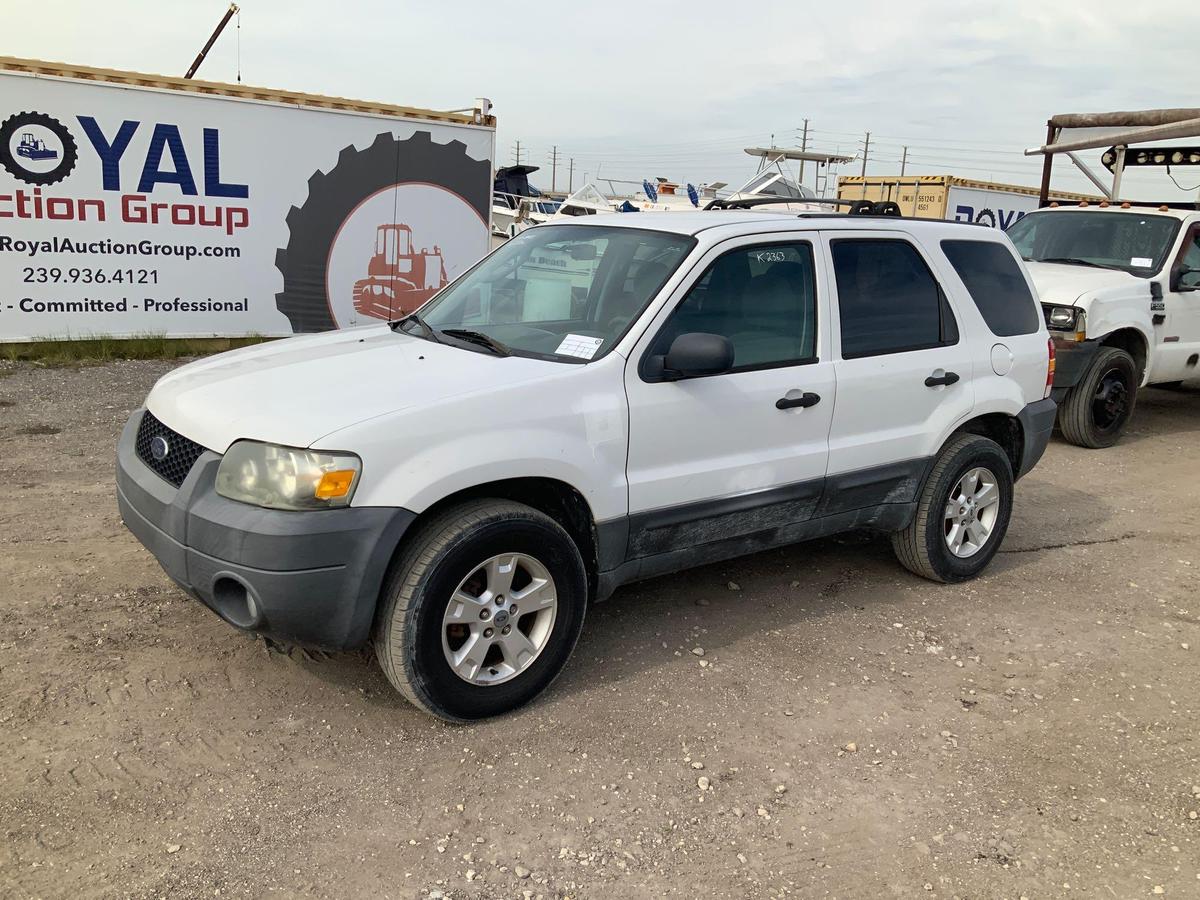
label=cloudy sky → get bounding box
[8,0,1200,198]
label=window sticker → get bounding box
[556,333,605,359]
[1131,257,1153,267]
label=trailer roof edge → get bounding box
[0,55,495,127]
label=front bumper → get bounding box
[1016,397,1057,479]
[1049,338,1101,400]
[116,410,414,650]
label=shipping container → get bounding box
[0,56,496,341]
[836,175,1099,231]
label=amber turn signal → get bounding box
[315,469,357,500]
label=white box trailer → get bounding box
[0,57,495,341]
[837,175,1099,231]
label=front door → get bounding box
[1155,222,1200,381]
[623,236,835,559]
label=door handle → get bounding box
[776,392,821,410]
[924,371,961,388]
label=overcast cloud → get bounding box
[7,0,1199,197]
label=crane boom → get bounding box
[184,3,240,80]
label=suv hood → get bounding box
[147,325,558,453]
[1025,260,1140,306]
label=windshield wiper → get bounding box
[392,311,441,343]
[440,328,512,357]
[1036,257,1127,271]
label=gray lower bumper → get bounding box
[1016,397,1057,479]
[116,410,414,650]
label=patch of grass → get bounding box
[0,334,273,367]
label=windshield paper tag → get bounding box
[556,334,605,359]
[1131,257,1153,267]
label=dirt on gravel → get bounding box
[1,358,1199,900]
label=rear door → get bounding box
[623,234,834,559]
[819,231,976,512]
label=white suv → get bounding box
[117,212,1056,721]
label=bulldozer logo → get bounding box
[275,131,490,332]
[0,111,79,186]
[350,221,448,320]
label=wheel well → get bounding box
[410,478,599,595]
[951,414,1022,475]
[1100,328,1148,380]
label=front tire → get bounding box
[1059,346,1138,448]
[373,500,587,722]
[892,434,1014,583]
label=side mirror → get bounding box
[661,332,734,379]
[1174,265,1200,292]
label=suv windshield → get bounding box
[413,224,693,362]
[1006,210,1180,276]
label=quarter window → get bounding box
[941,239,1041,336]
[832,239,958,359]
[650,242,818,370]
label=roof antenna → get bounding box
[184,3,241,80]
[236,6,242,83]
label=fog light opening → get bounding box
[211,576,261,629]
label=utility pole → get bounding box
[860,131,871,177]
[548,145,560,192]
[798,118,809,185]
[900,145,908,176]
[568,157,575,193]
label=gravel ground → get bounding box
[1,358,1199,900]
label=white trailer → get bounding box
[0,57,495,341]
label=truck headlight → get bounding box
[1046,306,1077,328]
[1043,305,1085,338]
[215,441,361,510]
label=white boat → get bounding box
[492,165,560,236]
[721,147,857,211]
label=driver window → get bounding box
[651,242,818,369]
[1181,228,1200,289]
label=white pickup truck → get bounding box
[118,212,1055,721]
[1006,202,1200,447]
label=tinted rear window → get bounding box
[941,240,1040,336]
[832,239,957,359]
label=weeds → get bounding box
[0,334,272,367]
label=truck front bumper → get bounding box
[116,410,414,650]
[1049,338,1101,401]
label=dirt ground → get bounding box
[1,359,1198,900]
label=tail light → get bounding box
[1045,337,1056,399]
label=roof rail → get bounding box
[703,196,904,216]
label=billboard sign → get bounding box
[0,70,494,340]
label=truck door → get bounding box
[623,235,834,560]
[1162,222,1200,380]
[820,232,976,509]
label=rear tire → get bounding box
[892,434,1014,583]
[1059,346,1138,448]
[373,499,587,722]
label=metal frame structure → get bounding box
[1026,109,1200,205]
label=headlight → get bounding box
[215,441,361,510]
[1045,305,1077,329]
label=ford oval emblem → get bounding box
[150,435,171,461]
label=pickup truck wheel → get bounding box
[891,434,1013,583]
[1059,346,1138,448]
[373,500,587,722]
